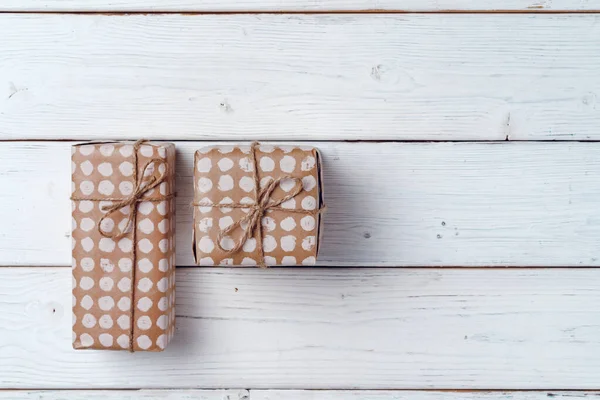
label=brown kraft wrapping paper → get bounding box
[192,143,324,267]
[71,141,176,351]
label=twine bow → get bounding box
[97,157,171,240]
[71,139,173,351]
[193,142,323,268]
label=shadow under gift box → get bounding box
[192,143,324,267]
[71,141,176,351]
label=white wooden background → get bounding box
[1,1,600,399]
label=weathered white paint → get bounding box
[0,391,249,400]
[1,7,598,396]
[2,141,600,267]
[1,14,600,141]
[2,0,599,11]
[251,392,600,400]
[0,390,597,399]
[2,268,599,388]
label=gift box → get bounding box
[70,140,176,351]
[192,142,324,267]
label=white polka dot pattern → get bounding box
[72,142,176,351]
[193,144,323,266]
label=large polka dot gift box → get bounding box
[192,142,325,267]
[71,141,176,351]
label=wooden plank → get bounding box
[2,0,600,11]
[2,141,600,267]
[1,390,598,399]
[1,14,600,141]
[252,392,600,400]
[0,390,247,399]
[1,268,599,388]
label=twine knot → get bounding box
[98,157,171,240]
[216,175,305,257]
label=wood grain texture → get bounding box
[1,14,600,141]
[0,390,249,399]
[2,141,600,267]
[250,392,600,400]
[2,268,600,389]
[2,0,600,11]
[1,390,598,399]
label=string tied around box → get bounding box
[192,142,325,268]
[71,139,174,351]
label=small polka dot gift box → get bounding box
[71,141,176,351]
[193,142,324,267]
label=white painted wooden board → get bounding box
[0,390,250,399]
[1,391,598,400]
[3,0,600,11]
[2,14,600,141]
[2,141,600,267]
[2,268,600,388]
[228,392,600,400]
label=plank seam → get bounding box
[6,139,600,144]
[2,10,600,14]
[0,390,600,397]
[2,266,600,269]
[1,388,600,391]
